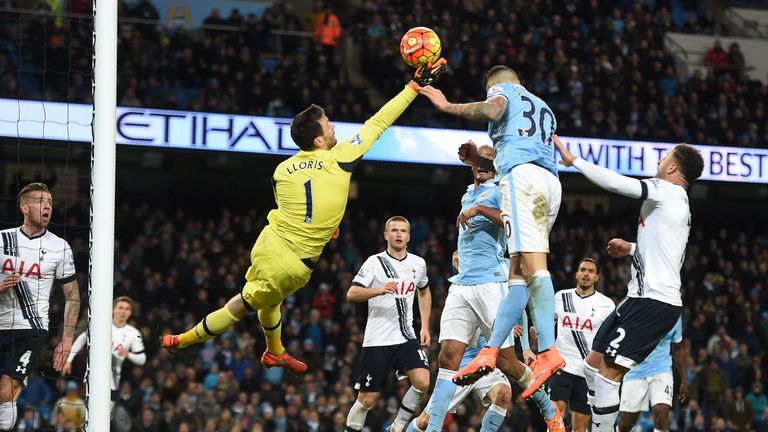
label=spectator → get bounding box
[724,386,754,431]
[728,42,746,80]
[314,6,342,63]
[704,39,730,77]
[51,381,86,430]
[690,357,730,410]
[17,372,52,422]
[748,383,768,425]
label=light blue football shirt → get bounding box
[486,82,558,177]
[448,180,507,285]
[625,317,683,380]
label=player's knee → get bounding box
[619,415,635,432]
[412,377,429,394]
[415,413,429,430]
[0,385,16,404]
[652,405,670,429]
[491,385,512,409]
[437,349,461,370]
[358,393,378,410]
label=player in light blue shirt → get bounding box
[421,146,564,432]
[618,318,687,432]
[449,176,507,287]
[422,67,564,399]
[485,81,558,177]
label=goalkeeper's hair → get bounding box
[672,144,704,184]
[291,104,325,151]
[18,182,51,205]
[484,65,521,88]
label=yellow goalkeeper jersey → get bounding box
[267,86,417,259]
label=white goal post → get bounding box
[88,0,117,430]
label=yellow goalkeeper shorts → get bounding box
[241,225,313,311]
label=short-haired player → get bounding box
[345,216,431,432]
[549,258,615,432]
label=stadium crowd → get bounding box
[1,0,767,148]
[7,193,767,431]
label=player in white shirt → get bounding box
[64,296,146,408]
[345,216,431,432]
[618,318,686,432]
[0,183,80,430]
[554,136,704,432]
[549,258,615,432]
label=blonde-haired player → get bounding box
[346,216,431,432]
[162,61,446,373]
[65,296,146,408]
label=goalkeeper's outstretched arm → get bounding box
[333,59,447,163]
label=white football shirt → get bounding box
[68,323,146,391]
[352,251,429,347]
[0,228,76,331]
[629,179,690,306]
[554,288,615,377]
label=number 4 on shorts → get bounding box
[16,350,31,375]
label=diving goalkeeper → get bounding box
[162,60,447,373]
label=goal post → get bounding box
[87,0,117,429]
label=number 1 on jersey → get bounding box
[304,180,313,223]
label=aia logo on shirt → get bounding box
[1,259,41,279]
[393,279,416,298]
[561,315,593,331]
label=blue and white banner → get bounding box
[1,98,766,184]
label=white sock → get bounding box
[0,402,17,431]
[392,386,425,431]
[653,429,667,432]
[583,362,598,406]
[591,374,620,432]
[515,366,532,388]
[345,399,370,431]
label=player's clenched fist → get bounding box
[457,140,479,166]
[607,238,633,258]
[0,274,21,293]
[378,281,397,296]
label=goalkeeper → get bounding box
[162,60,447,373]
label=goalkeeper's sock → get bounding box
[258,304,285,355]
[178,306,239,348]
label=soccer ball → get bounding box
[399,27,441,68]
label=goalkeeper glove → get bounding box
[408,58,448,92]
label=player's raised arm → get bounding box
[554,135,646,199]
[333,59,447,163]
[422,86,508,122]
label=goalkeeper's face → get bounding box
[318,116,337,149]
[21,191,53,229]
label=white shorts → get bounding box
[426,369,510,414]
[619,373,674,412]
[498,163,561,254]
[439,282,514,349]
